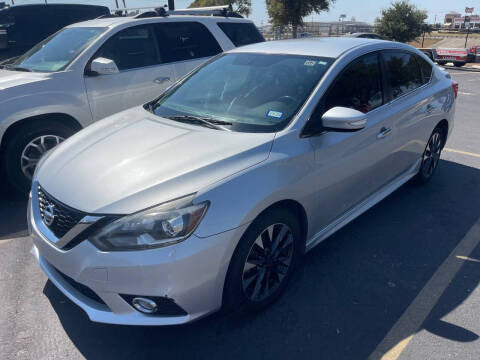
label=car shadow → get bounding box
[36,159,480,359]
[0,189,28,239]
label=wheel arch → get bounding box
[252,199,309,250]
[0,113,82,149]
[436,119,449,147]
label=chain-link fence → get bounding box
[260,22,376,40]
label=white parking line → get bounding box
[368,218,480,360]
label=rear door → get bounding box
[380,51,437,174]
[306,52,400,231]
[153,21,223,81]
[84,24,175,121]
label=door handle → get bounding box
[153,76,171,85]
[425,104,435,114]
[377,127,392,139]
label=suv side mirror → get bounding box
[89,57,119,75]
[321,107,367,131]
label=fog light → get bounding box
[132,297,157,314]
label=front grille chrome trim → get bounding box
[32,177,104,249]
[55,215,104,249]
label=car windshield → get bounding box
[151,53,334,133]
[10,27,105,72]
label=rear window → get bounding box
[217,22,264,47]
[416,55,433,83]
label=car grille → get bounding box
[55,267,107,306]
[37,186,87,239]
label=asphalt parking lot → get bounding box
[0,70,479,360]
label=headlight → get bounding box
[89,196,209,251]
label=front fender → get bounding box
[194,131,316,240]
[0,73,91,143]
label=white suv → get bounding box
[0,8,264,191]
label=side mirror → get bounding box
[89,57,119,75]
[321,106,367,131]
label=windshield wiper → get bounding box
[165,115,232,131]
[11,66,32,72]
[0,64,32,72]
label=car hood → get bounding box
[37,107,275,214]
[0,69,49,90]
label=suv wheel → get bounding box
[224,208,302,312]
[2,120,76,193]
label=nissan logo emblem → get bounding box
[43,204,55,226]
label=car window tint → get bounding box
[416,55,433,83]
[154,22,222,63]
[383,52,423,99]
[96,25,159,70]
[324,52,383,114]
[217,22,265,47]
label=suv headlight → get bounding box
[89,196,209,251]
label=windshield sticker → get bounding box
[304,60,316,66]
[267,110,284,119]
[318,61,328,66]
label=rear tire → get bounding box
[413,127,445,185]
[223,207,302,313]
[436,61,447,65]
[1,120,76,194]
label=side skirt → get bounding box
[305,158,422,252]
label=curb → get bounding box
[442,65,480,73]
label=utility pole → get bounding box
[168,0,175,11]
[464,6,474,47]
[115,0,119,9]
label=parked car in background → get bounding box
[0,3,110,62]
[0,7,264,192]
[29,38,457,326]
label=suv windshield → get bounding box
[151,53,334,133]
[10,27,105,72]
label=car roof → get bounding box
[67,15,252,28]
[227,37,385,58]
[1,3,108,11]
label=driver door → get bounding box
[306,52,400,232]
[84,24,175,121]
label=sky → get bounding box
[6,0,475,25]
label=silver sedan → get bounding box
[28,37,457,325]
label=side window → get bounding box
[95,25,159,71]
[383,52,423,99]
[324,52,383,114]
[217,22,265,47]
[416,55,433,84]
[154,22,222,63]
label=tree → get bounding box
[376,1,430,43]
[188,0,251,17]
[266,0,334,38]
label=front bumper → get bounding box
[29,196,248,326]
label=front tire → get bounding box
[1,120,76,193]
[454,62,466,67]
[224,208,302,313]
[413,127,445,185]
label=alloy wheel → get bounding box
[20,135,64,180]
[421,131,442,178]
[242,223,294,302]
